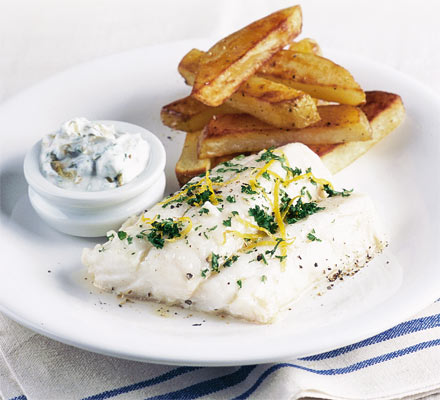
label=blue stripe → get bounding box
[300,312,440,361]
[233,339,440,399]
[145,366,256,400]
[9,396,27,400]
[82,366,200,400]
[82,311,440,400]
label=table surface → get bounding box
[0,0,439,104]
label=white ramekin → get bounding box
[23,120,166,237]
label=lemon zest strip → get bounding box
[235,216,277,239]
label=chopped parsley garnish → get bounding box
[223,217,232,227]
[231,211,239,216]
[207,225,217,232]
[136,218,184,249]
[201,268,209,278]
[216,161,249,173]
[127,236,133,245]
[107,233,115,241]
[236,280,243,289]
[323,184,353,197]
[282,165,302,176]
[226,195,236,203]
[162,179,218,208]
[210,175,223,183]
[234,154,246,160]
[275,255,287,262]
[307,229,322,242]
[220,161,238,167]
[266,238,284,257]
[199,207,209,215]
[279,190,291,214]
[241,183,257,195]
[187,189,212,206]
[224,255,239,267]
[261,275,267,283]
[117,231,127,240]
[285,198,324,225]
[261,171,271,180]
[249,205,278,234]
[256,148,284,163]
[211,252,220,272]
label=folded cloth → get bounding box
[1,302,440,400]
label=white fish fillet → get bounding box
[82,143,387,323]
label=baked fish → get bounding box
[82,143,386,323]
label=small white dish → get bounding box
[23,121,166,237]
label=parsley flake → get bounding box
[323,184,353,197]
[224,255,239,267]
[261,171,271,180]
[211,252,220,272]
[307,229,322,242]
[223,217,232,227]
[285,198,324,225]
[256,148,284,163]
[117,231,127,240]
[136,218,185,249]
[199,207,209,215]
[241,183,257,195]
[249,205,278,234]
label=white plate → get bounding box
[0,40,439,367]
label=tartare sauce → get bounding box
[40,118,150,191]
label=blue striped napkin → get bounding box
[1,302,440,400]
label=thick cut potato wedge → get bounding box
[197,105,371,159]
[161,96,235,132]
[176,91,404,185]
[288,38,322,55]
[178,48,203,85]
[175,131,245,185]
[259,50,365,105]
[180,47,363,108]
[226,75,320,129]
[192,6,302,107]
[175,131,211,186]
[179,49,320,129]
[309,91,405,173]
